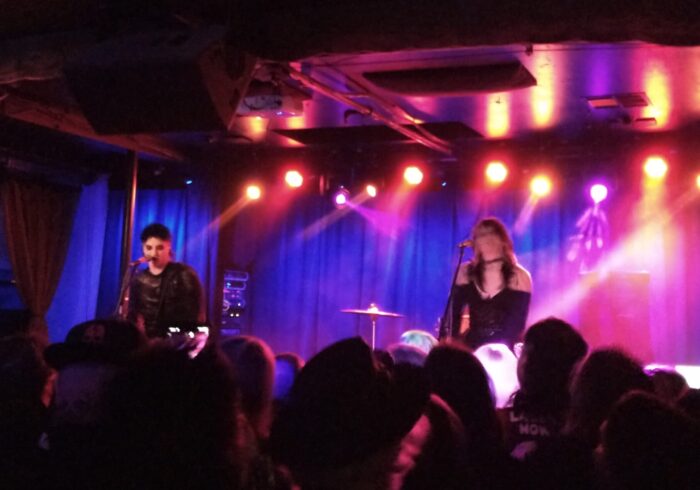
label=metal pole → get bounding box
[120,151,139,280]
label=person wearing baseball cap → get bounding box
[43,319,146,490]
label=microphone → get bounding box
[457,239,473,248]
[129,256,152,267]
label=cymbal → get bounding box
[341,306,403,318]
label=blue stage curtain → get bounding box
[95,183,219,324]
[229,189,576,360]
[46,176,109,342]
[229,187,700,364]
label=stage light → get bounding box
[486,161,508,184]
[366,184,378,198]
[185,179,193,185]
[696,174,700,189]
[333,187,350,207]
[644,156,668,180]
[590,183,608,204]
[245,185,262,200]
[403,166,424,185]
[530,175,552,197]
[284,170,304,188]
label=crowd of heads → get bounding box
[2,315,700,490]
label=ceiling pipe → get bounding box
[286,66,453,155]
[341,71,450,148]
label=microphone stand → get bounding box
[114,261,141,320]
[437,246,466,340]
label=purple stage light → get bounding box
[333,187,350,207]
[590,183,608,204]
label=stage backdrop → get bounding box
[226,183,700,364]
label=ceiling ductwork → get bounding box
[362,60,536,95]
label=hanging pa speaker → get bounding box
[64,27,256,134]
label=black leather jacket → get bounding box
[127,262,205,338]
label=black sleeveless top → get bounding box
[450,282,530,350]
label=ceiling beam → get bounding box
[0,90,186,162]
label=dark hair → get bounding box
[648,368,689,402]
[269,337,429,478]
[424,343,503,461]
[273,352,305,407]
[0,336,50,489]
[602,391,700,490]
[467,217,516,289]
[0,335,49,403]
[103,342,241,489]
[275,352,304,373]
[565,348,653,448]
[512,317,588,417]
[140,223,172,242]
[678,389,700,422]
[219,335,275,439]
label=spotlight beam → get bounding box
[529,188,700,321]
[513,194,539,236]
[185,197,251,252]
[298,193,372,241]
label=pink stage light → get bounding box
[366,184,378,198]
[403,166,424,185]
[590,183,608,204]
[284,170,304,188]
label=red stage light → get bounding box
[485,161,508,184]
[285,170,304,188]
[246,185,262,200]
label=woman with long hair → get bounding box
[449,217,532,351]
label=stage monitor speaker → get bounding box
[579,271,652,362]
[64,27,256,134]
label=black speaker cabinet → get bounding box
[64,27,256,134]
[579,271,652,362]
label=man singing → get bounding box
[127,223,205,338]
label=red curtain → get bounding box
[1,177,79,346]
